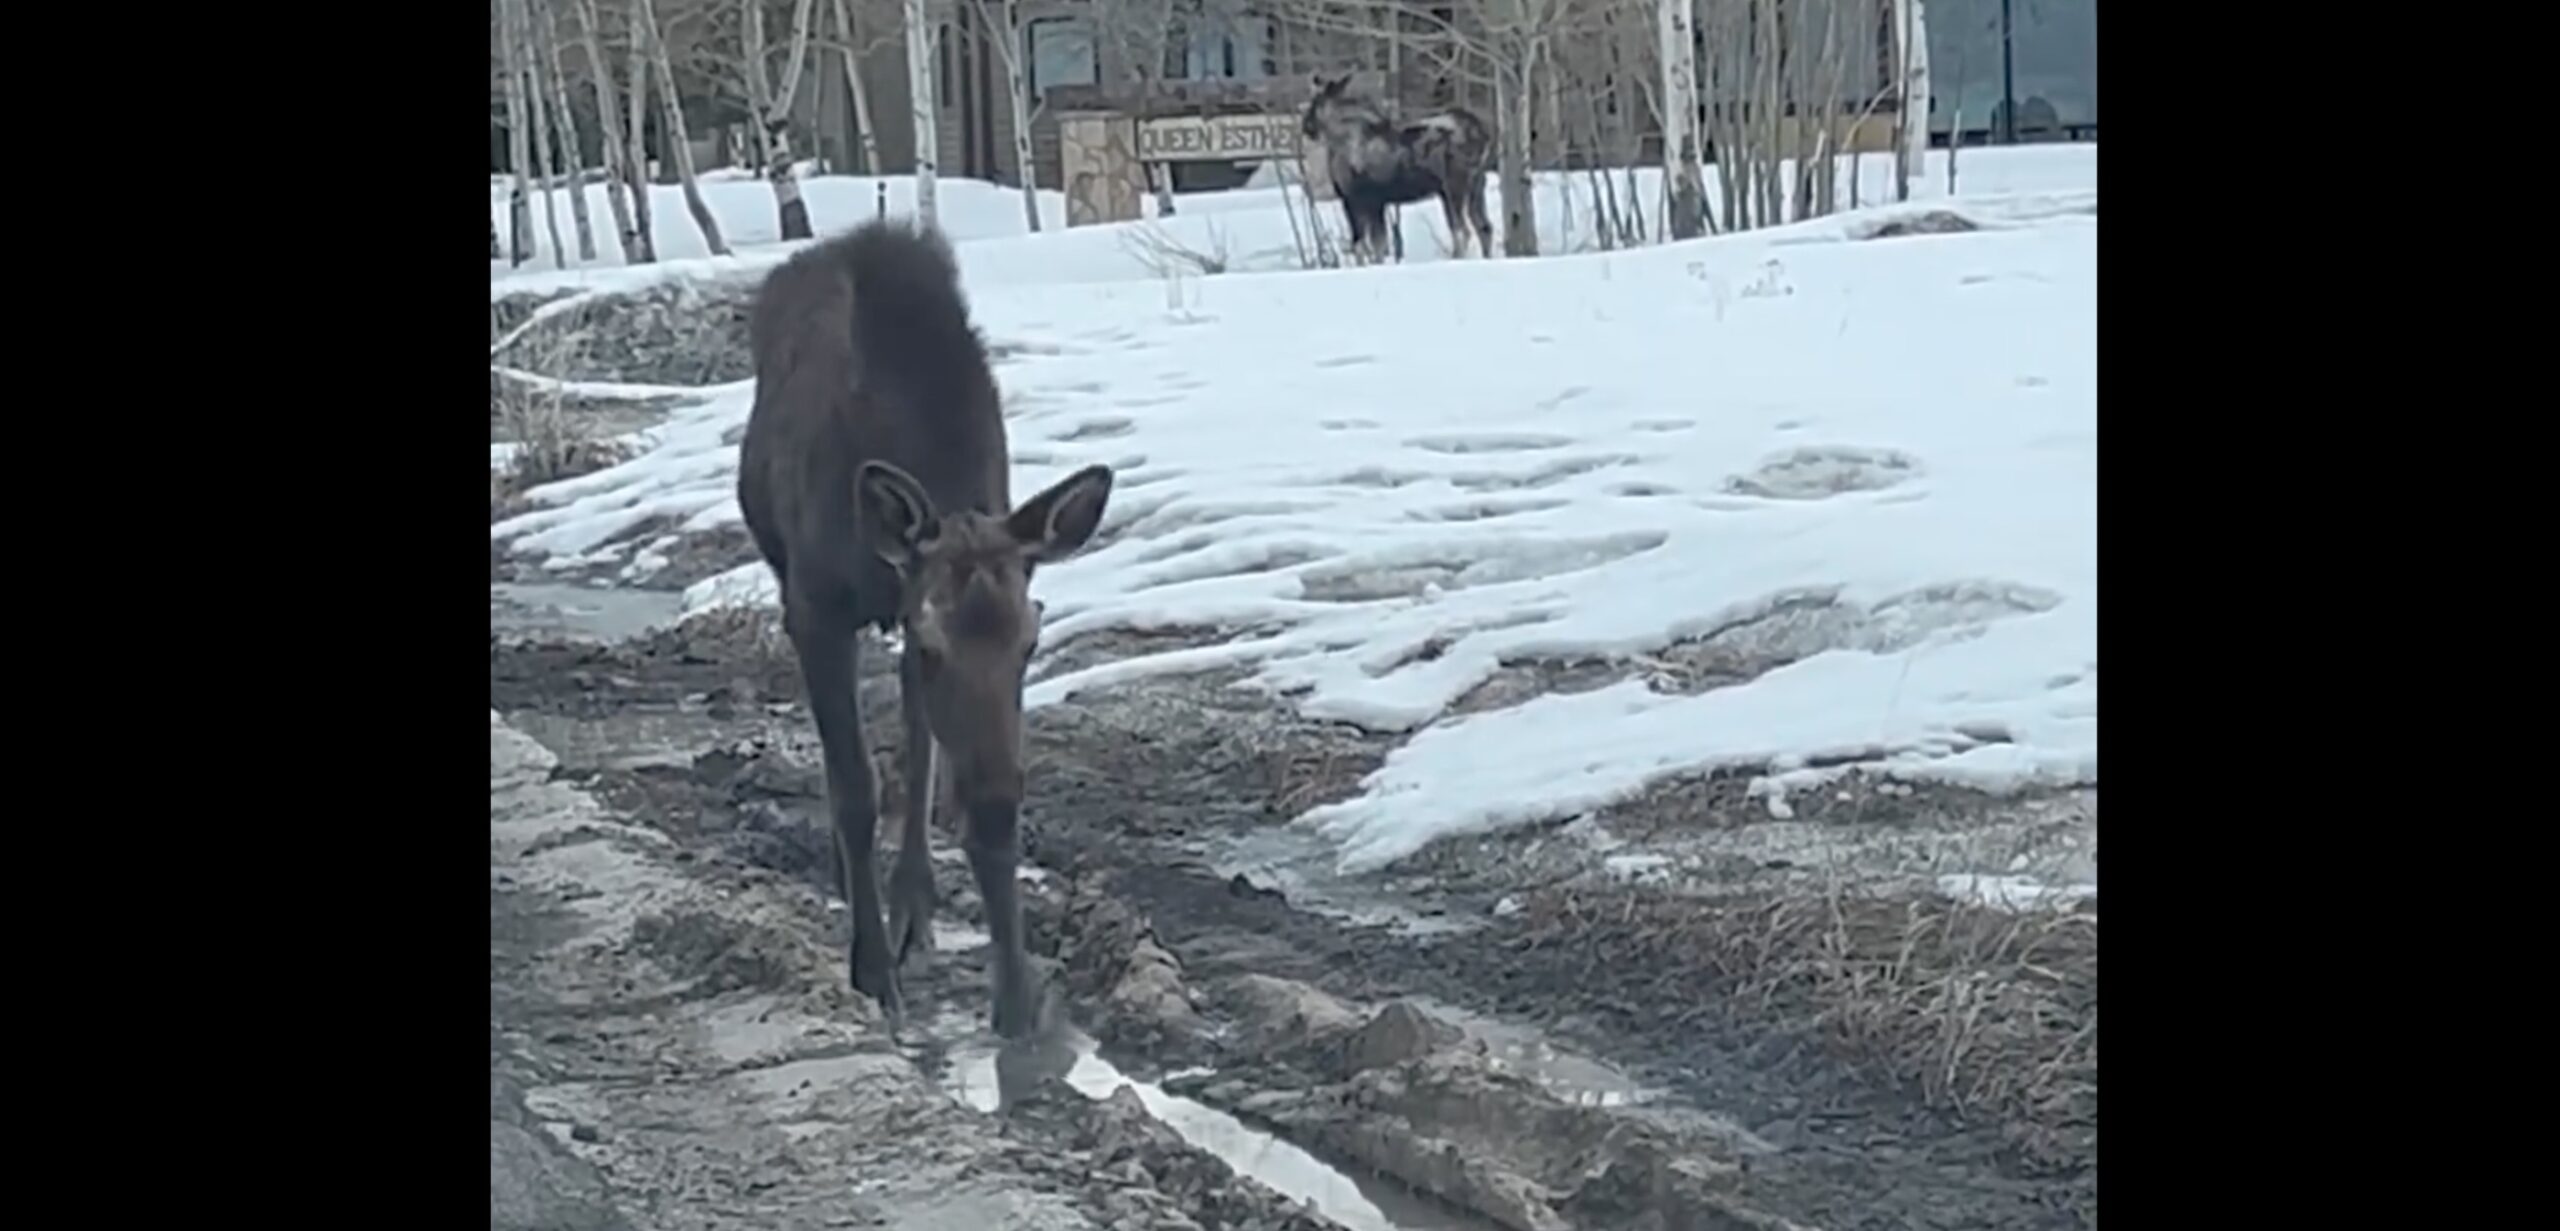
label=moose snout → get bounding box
[941,720,1026,817]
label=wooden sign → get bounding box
[1136,113,1308,163]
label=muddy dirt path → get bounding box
[494,707,1379,1231]
[492,609,2093,1231]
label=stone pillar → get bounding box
[1056,111,1144,226]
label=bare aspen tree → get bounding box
[568,0,643,261]
[1810,0,1844,216]
[742,0,821,240]
[635,0,732,253]
[623,0,659,260]
[1757,0,1781,227]
[510,0,567,266]
[1890,0,1930,201]
[828,0,884,174]
[1484,0,1551,257]
[537,0,599,261]
[507,0,571,267]
[969,0,1042,231]
[1656,0,1706,238]
[905,0,940,228]
[498,0,538,266]
[1785,0,1813,220]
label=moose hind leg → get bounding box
[789,598,902,1031]
[887,639,940,967]
[1470,182,1496,258]
[1358,200,1391,264]
[1338,201,1368,266]
[1441,192,1471,259]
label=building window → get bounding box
[1161,10,1276,81]
[1025,16,1099,97]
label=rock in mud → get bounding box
[1225,974,1364,1056]
[1056,879,1210,1057]
[1181,975,1809,1231]
[1343,1000,1468,1074]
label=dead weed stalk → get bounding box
[491,326,629,512]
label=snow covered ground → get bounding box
[492,146,2097,881]
[493,147,2096,292]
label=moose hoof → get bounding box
[888,857,939,968]
[850,937,906,1037]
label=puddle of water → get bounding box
[492,582,684,643]
[1397,994,1663,1109]
[1215,828,1479,938]
[1403,995,1779,1156]
[505,708,727,771]
[941,1031,1480,1231]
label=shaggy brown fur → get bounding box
[737,221,1114,1039]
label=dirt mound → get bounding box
[491,274,759,387]
[492,287,581,343]
[1854,211,1982,240]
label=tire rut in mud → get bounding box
[493,626,2092,1231]
[492,709,1343,1231]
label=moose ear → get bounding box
[856,460,939,569]
[1007,464,1114,565]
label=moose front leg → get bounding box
[787,599,902,1033]
[963,799,1044,1040]
[887,639,940,967]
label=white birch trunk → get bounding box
[829,0,884,175]
[975,0,1040,232]
[1891,0,1931,201]
[1494,55,1538,257]
[498,0,537,266]
[512,0,569,268]
[537,0,598,262]
[744,0,819,240]
[622,0,658,260]
[635,0,730,254]
[1657,0,1706,240]
[568,0,640,262]
[742,0,819,240]
[1759,0,1781,227]
[904,0,940,228]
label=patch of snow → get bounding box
[494,147,2098,876]
[1602,853,1673,883]
[1936,873,2098,912]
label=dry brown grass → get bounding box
[669,603,796,668]
[490,327,630,516]
[1518,881,2097,1173]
